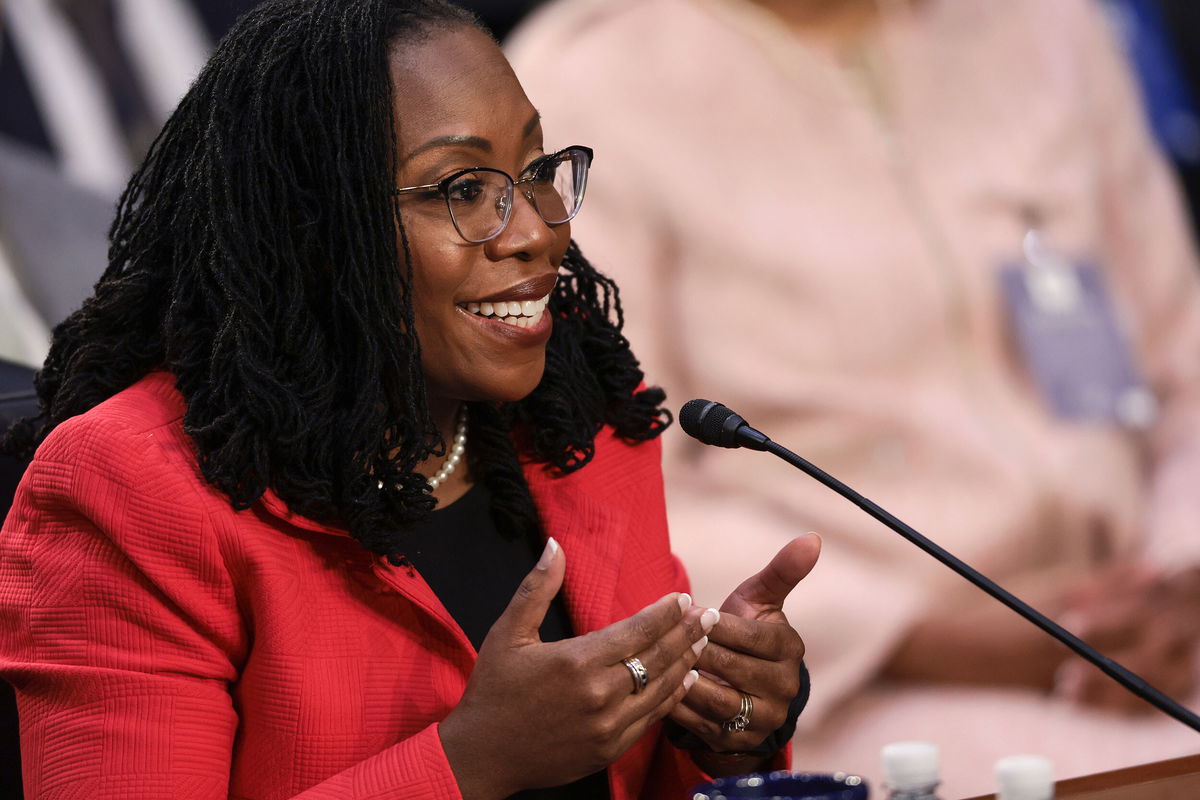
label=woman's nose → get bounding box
[484,189,557,262]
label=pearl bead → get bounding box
[425,405,468,490]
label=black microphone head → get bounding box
[680,398,772,450]
[679,399,740,448]
[679,399,717,441]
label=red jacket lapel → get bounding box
[524,462,629,636]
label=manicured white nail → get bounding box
[691,635,708,657]
[700,608,720,633]
[537,537,559,571]
[677,593,693,614]
[683,669,699,691]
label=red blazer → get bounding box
[0,372,725,799]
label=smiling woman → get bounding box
[0,2,815,799]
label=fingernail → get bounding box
[677,593,693,614]
[537,537,559,571]
[691,635,708,657]
[683,669,699,691]
[700,608,720,633]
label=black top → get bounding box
[405,483,609,800]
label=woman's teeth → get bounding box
[463,294,550,329]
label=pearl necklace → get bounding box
[428,405,468,490]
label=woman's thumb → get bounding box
[491,537,566,645]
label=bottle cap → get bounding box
[995,755,1054,800]
[881,741,939,790]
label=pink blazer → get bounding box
[0,372,723,799]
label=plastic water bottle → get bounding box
[881,741,941,799]
[995,755,1054,800]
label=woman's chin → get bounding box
[489,369,546,405]
[428,363,547,408]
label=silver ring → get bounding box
[623,657,649,694]
[722,692,753,733]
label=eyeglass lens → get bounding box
[446,148,589,243]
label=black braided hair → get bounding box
[3,0,669,562]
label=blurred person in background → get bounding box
[507,0,1200,795]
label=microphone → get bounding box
[679,399,770,450]
[679,399,1200,733]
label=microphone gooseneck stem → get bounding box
[762,438,1200,733]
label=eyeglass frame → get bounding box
[392,145,594,244]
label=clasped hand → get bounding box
[439,534,820,798]
[668,534,819,759]
[1055,563,1200,712]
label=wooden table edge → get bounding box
[958,752,1200,799]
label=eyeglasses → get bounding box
[393,145,594,244]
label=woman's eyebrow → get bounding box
[400,134,491,167]
[399,112,542,167]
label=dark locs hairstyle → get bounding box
[3,0,669,561]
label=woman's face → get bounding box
[390,25,569,411]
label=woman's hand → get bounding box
[883,565,1073,690]
[439,538,713,799]
[885,560,1200,713]
[668,534,819,768]
[1055,564,1200,712]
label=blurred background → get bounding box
[4,1,1200,798]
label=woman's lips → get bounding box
[468,273,559,305]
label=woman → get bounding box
[0,1,817,797]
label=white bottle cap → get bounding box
[881,741,940,790]
[995,755,1054,800]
